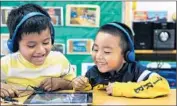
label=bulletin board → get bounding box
[0,1,123,76]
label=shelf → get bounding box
[135,50,176,54]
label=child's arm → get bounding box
[39,52,76,91]
[0,82,19,98]
[39,77,73,91]
[1,57,20,97]
[72,76,91,91]
[106,73,170,98]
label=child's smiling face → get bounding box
[92,31,125,73]
[19,27,52,66]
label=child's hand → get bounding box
[39,77,61,91]
[106,82,113,95]
[72,76,89,91]
[0,83,19,98]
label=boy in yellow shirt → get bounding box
[72,22,170,98]
[1,3,74,98]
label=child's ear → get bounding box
[120,49,124,56]
[123,59,126,63]
[121,53,126,63]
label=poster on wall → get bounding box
[133,11,167,22]
[44,7,63,26]
[67,39,93,55]
[66,4,100,27]
[1,7,14,26]
[1,34,10,56]
[147,11,167,22]
[133,11,148,21]
[51,43,65,54]
[81,63,95,76]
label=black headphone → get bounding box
[106,22,135,62]
[7,12,55,53]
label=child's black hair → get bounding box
[97,22,134,55]
[7,3,52,52]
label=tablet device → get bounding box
[24,91,93,105]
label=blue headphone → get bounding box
[107,22,135,62]
[7,12,55,52]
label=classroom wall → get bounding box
[0,1,123,76]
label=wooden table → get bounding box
[1,89,176,105]
[93,89,176,105]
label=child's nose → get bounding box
[96,51,104,59]
[36,45,46,53]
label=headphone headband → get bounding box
[106,22,135,62]
[8,12,54,52]
[11,12,46,45]
[107,23,134,51]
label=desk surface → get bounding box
[93,89,176,105]
[1,89,176,105]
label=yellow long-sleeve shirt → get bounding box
[84,63,170,98]
[1,51,74,88]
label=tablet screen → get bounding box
[24,92,92,105]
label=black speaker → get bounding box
[133,22,153,49]
[153,22,176,50]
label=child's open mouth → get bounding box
[32,55,45,62]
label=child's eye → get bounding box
[43,42,49,45]
[92,49,98,52]
[27,45,35,48]
[104,51,111,54]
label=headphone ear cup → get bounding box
[7,39,13,52]
[125,51,135,62]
